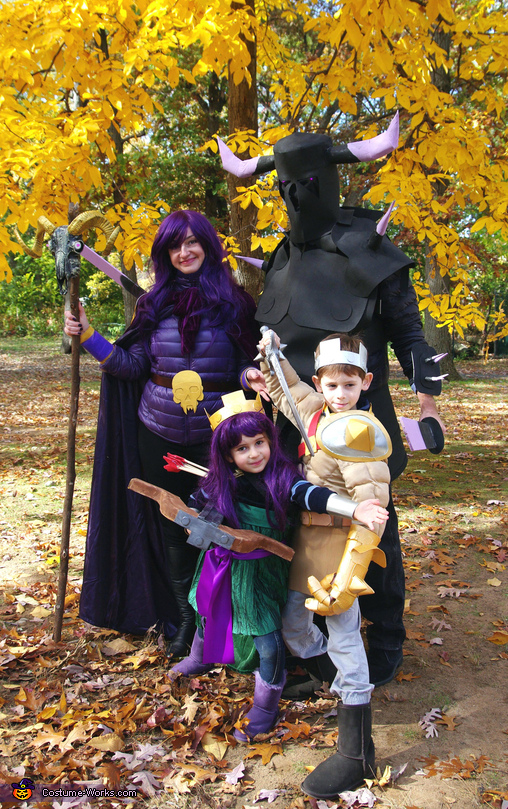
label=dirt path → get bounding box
[0,340,507,809]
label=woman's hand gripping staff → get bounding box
[305,499,388,617]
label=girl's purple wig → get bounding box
[201,411,299,530]
[125,210,256,356]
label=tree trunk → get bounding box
[120,255,138,326]
[424,243,461,380]
[423,24,459,380]
[203,73,229,225]
[99,28,138,328]
[227,0,264,300]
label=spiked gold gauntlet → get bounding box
[305,525,387,616]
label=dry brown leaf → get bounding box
[201,732,228,761]
[98,761,122,789]
[31,606,52,618]
[60,721,95,751]
[32,728,66,751]
[102,638,137,656]
[121,650,159,669]
[163,771,192,794]
[437,714,459,731]
[481,789,508,806]
[406,629,426,641]
[280,720,312,741]
[487,631,508,645]
[176,763,219,784]
[88,732,124,752]
[245,742,283,765]
[395,672,420,682]
[182,692,200,723]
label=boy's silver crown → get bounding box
[314,338,368,373]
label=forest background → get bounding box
[1,0,508,375]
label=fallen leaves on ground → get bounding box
[1,347,508,808]
[420,753,492,779]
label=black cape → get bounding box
[79,331,177,637]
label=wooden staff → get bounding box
[53,273,80,641]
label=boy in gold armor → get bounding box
[256,331,391,800]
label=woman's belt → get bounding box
[301,511,351,528]
[151,373,238,392]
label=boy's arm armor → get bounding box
[304,524,386,616]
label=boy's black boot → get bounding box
[301,702,375,799]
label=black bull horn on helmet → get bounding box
[217,113,431,389]
[217,113,399,244]
[15,211,120,295]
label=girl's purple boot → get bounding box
[234,670,286,741]
[168,632,212,677]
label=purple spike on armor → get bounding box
[376,201,396,236]
[236,255,264,269]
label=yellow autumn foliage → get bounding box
[0,0,506,342]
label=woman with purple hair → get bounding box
[169,403,352,741]
[64,211,266,655]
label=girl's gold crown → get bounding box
[207,390,263,431]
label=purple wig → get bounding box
[125,210,256,357]
[201,411,299,530]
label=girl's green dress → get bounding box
[188,501,292,671]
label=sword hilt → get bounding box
[259,326,286,372]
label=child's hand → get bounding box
[257,329,281,357]
[246,368,271,401]
[353,499,389,530]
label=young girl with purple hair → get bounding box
[64,211,266,654]
[169,406,384,741]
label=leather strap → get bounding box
[301,511,351,528]
[298,408,323,458]
[151,373,238,392]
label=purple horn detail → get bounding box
[329,112,399,164]
[235,255,265,270]
[368,202,396,251]
[217,137,275,177]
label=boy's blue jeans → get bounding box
[282,591,373,705]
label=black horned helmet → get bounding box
[218,113,399,243]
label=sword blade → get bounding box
[78,244,145,299]
[261,328,315,456]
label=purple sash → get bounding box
[196,546,270,664]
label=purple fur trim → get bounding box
[82,329,113,362]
